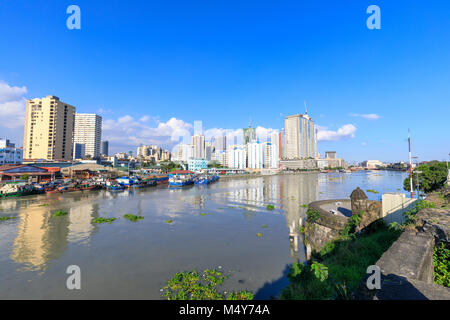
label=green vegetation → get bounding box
[266,204,275,210]
[53,210,68,217]
[261,224,268,228]
[123,214,144,222]
[38,203,49,207]
[20,174,30,181]
[282,223,401,299]
[299,226,306,234]
[306,208,320,223]
[300,204,308,208]
[0,216,16,221]
[340,211,364,237]
[403,162,448,193]
[366,189,379,194]
[160,161,182,173]
[165,219,173,224]
[199,213,206,217]
[402,200,435,226]
[92,217,117,224]
[207,160,223,168]
[433,242,449,287]
[256,232,263,237]
[161,269,254,300]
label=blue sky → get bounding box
[0,0,449,162]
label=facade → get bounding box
[227,146,246,169]
[284,112,317,160]
[0,139,23,165]
[264,142,279,169]
[205,144,213,161]
[247,141,264,169]
[23,96,75,161]
[176,143,194,162]
[213,135,226,152]
[188,158,208,171]
[73,143,86,160]
[361,160,384,169]
[192,134,205,159]
[74,113,102,159]
[101,141,109,156]
[325,151,337,159]
[243,126,256,145]
[213,150,228,168]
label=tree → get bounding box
[403,162,447,193]
[20,174,30,181]
[208,160,222,168]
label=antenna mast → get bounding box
[408,129,413,199]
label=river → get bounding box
[0,171,408,299]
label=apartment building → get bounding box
[23,96,75,160]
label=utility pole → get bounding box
[415,170,422,199]
[408,130,413,199]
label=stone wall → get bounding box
[355,208,450,300]
[305,200,349,253]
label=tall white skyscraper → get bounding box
[74,113,102,158]
[247,141,264,169]
[284,106,317,160]
[227,146,246,169]
[192,134,205,159]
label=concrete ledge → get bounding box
[356,273,450,300]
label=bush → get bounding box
[306,208,320,223]
[403,162,448,193]
[281,224,402,300]
[433,242,450,287]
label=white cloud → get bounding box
[102,116,193,153]
[0,81,27,129]
[350,113,380,120]
[139,115,150,122]
[362,141,367,146]
[317,124,357,141]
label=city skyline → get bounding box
[0,1,449,163]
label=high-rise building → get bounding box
[227,146,246,169]
[213,135,226,152]
[243,122,256,145]
[23,96,75,160]
[101,141,109,156]
[284,108,317,160]
[192,134,205,159]
[74,113,102,159]
[73,143,85,160]
[247,141,264,169]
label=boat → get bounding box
[168,170,195,187]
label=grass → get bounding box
[165,219,173,224]
[92,217,117,224]
[266,204,275,210]
[0,216,16,221]
[53,210,68,217]
[433,242,450,287]
[38,203,49,207]
[281,222,402,300]
[161,269,254,300]
[123,214,144,222]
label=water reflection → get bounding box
[0,171,408,299]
